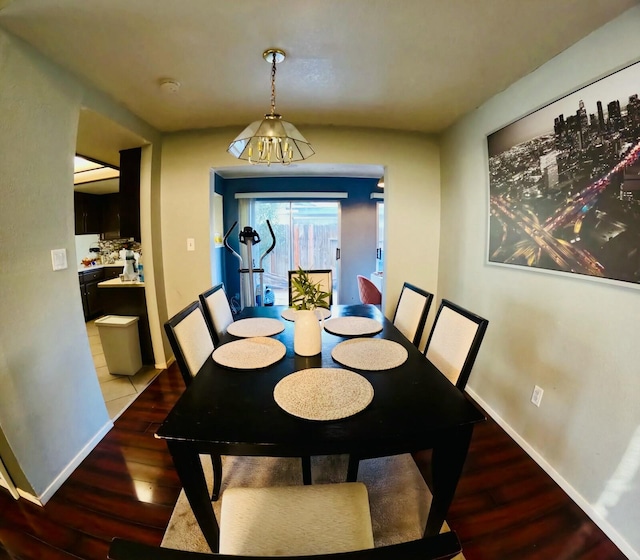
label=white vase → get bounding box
[294,309,322,356]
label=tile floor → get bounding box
[86,318,161,420]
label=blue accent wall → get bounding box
[215,176,380,305]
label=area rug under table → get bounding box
[162,453,464,558]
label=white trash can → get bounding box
[94,315,142,376]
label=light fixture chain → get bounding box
[270,53,277,116]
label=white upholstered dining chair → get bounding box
[423,299,489,390]
[164,300,215,387]
[108,482,462,559]
[164,300,224,500]
[199,283,235,345]
[392,282,433,348]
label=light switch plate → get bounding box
[531,385,544,407]
[51,248,68,271]
[187,238,195,251]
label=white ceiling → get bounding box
[1,0,638,166]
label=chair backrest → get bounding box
[199,283,234,345]
[392,282,433,347]
[164,301,215,386]
[424,298,489,390]
[109,530,460,560]
[288,269,333,306]
[357,275,382,305]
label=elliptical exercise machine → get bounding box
[223,220,276,309]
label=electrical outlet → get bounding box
[531,385,544,407]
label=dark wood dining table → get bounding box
[156,304,485,553]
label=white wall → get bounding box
[74,234,100,263]
[0,28,162,501]
[160,127,441,334]
[439,7,640,558]
[0,29,110,498]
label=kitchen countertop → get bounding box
[98,278,145,288]
[78,261,124,273]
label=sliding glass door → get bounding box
[251,200,341,305]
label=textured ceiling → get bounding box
[2,0,638,135]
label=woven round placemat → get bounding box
[281,308,331,322]
[323,316,383,337]
[226,317,285,338]
[331,338,408,371]
[212,337,286,369]
[274,368,374,421]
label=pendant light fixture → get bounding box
[227,49,314,165]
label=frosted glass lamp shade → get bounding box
[227,114,314,165]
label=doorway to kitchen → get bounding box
[75,108,159,420]
[248,199,341,305]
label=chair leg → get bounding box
[301,456,312,485]
[346,455,359,482]
[211,454,223,501]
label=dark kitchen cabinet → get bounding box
[85,281,101,318]
[119,147,141,241]
[79,268,104,321]
[103,266,123,280]
[101,192,121,239]
[74,192,102,235]
[75,192,121,239]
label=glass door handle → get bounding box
[336,248,341,260]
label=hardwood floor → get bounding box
[0,364,627,560]
[413,418,626,559]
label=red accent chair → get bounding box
[357,275,382,305]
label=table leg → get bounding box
[301,456,312,485]
[168,442,220,553]
[346,454,360,482]
[425,424,473,537]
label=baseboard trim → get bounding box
[34,419,114,505]
[17,488,41,505]
[466,388,638,560]
[156,355,174,370]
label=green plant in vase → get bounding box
[290,268,331,310]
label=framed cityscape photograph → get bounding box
[487,60,640,287]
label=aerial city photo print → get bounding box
[487,60,640,286]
